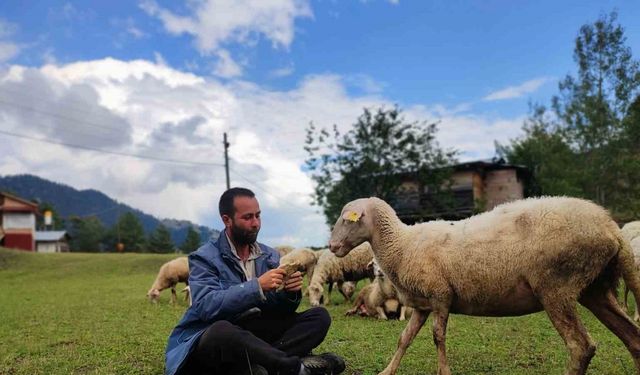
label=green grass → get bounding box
[0,247,637,375]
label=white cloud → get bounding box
[213,49,243,78]
[111,17,148,40]
[483,77,552,101]
[0,58,526,247]
[269,64,295,78]
[140,0,313,54]
[0,18,18,38]
[0,42,19,63]
[153,51,167,66]
[0,19,20,63]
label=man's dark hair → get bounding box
[219,187,256,217]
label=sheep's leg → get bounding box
[433,309,451,375]
[379,309,429,375]
[399,306,406,321]
[580,290,640,371]
[304,266,315,297]
[170,287,177,305]
[375,306,388,320]
[326,282,334,304]
[337,280,350,303]
[623,284,630,313]
[542,297,595,375]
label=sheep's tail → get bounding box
[618,234,640,309]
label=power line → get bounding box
[0,87,125,124]
[0,128,226,167]
[0,98,128,134]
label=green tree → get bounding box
[500,12,640,220]
[111,212,146,252]
[497,104,583,197]
[305,106,457,225]
[552,11,640,215]
[181,226,202,253]
[37,202,65,230]
[148,224,175,253]
[68,216,106,252]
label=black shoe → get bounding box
[318,353,345,374]
[301,355,332,375]
[301,352,346,375]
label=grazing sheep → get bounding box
[329,196,640,375]
[147,257,189,304]
[346,260,410,320]
[181,286,192,307]
[308,242,374,306]
[340,281,356,301]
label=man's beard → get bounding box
[230,223,259,246]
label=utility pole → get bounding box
[223,132,230,189]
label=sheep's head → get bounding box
[341,282,356,300]
[308,283,324,307]
[371,259,385,279]
[329,198,372,257]
[147,289,161,303]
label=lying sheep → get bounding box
[147,257,190,304]
[308,242,374,306]
[621,220,640,321]
[346,260,411,320]
[329,196,640,375]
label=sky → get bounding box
[0,0,639,248]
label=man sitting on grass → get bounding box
[165,187,346,375]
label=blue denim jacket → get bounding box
[165,233,302,375]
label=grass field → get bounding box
[0,247,638,375]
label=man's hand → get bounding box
[283,271,303,292]
[258,268,286,292]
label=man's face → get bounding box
[223,196,261,246]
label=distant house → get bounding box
[35,231,70,253]
[391,158,530,224]
[0,192,39,251]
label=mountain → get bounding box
[0,174,219,245]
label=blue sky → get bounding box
[1,0,639,247]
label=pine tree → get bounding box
[181,226,202,253]
[148,224,175,253]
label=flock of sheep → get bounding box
[146,196,640,375]
[144,241,401,320]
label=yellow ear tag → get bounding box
[345,211,361,222]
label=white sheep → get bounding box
[308,242,374,306]
[275,245,294,257]
[621,220,640,320]
[147,257,189,304]
[622,221,640,243]
[280,247,320,280]
[329,196,640,375]
[346,260,411,320]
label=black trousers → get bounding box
[180,307,331,375]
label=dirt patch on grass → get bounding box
[0,248,22,270]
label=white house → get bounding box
[35,231,70,253]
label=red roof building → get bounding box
[0,192,39,251]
